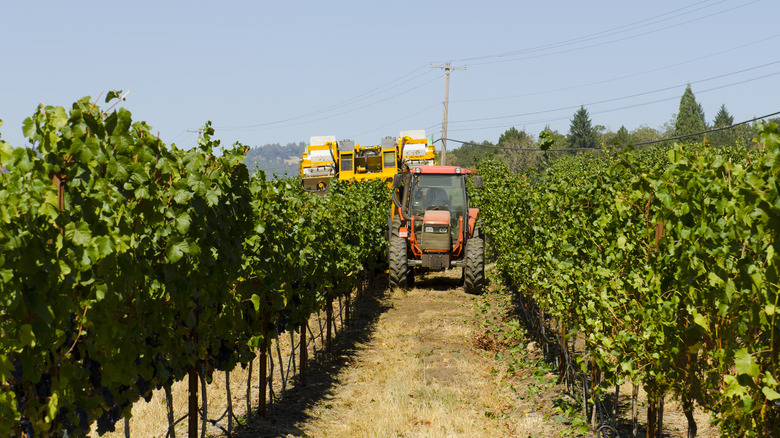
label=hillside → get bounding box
[245,141,305,179]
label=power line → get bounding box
[446,0,722,63]
[453,33,780,104]
[211,1,764,145]
[442,59,780,130]
[213,1,762,142]
[450,0,760,67]
[354,103,440,138]
[444,110,780,151]
[219,73,443,133]
[628,110,780,146]
[444,66,780,134]
[215,65,436,131]
[443,66,780,134]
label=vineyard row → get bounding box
[473,122,780,437]
[0,95,390,437]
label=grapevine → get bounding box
[473,125,780,437]
[0,96,389,437]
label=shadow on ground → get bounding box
[411,269,463,291]
[231,277,392,438]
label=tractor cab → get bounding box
[408,172,467,256]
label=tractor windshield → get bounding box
[409,174,466,220]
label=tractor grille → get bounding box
[421,224,451,251]
[420,210,452,252]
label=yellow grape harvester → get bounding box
[300,130,436,194]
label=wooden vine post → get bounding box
[53,173,66,213]
[259,310,269,418]
[225,371,233,434]
[299,322,308,384]
[558,322,567,379]
[245,361,253,423]
[165,385,176,438]
[645,386,666,438]
[326,297,333,354]
[657,395,665,438]
[345,290,351,327]
[188,307,199,438]
[645,379,661,438]
[41,170,67,438]
[682,355,697,438]
[632,384,639,438]
[188,369,198,438]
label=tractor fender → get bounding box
[468,208,479,237]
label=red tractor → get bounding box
[388,165,484,293]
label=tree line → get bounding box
[244,142,304,179]
[448,84,779,174]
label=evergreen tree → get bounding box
[568,106,600,149]
[710,104,736,147]
[673,85,707,142]
[713,104,734,127]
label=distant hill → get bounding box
[245,141,305,179]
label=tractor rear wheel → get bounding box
[463,236,485,294]
[388,233,409,289]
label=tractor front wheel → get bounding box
[463,236,485,294]
[388,233,409,289]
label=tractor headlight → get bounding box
[425,226,434,233]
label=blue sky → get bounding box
[2,0,778,151]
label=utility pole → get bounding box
[187,129,203,146]
[429,62,466,165]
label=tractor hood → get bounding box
[423,210,451,225]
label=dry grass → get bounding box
[92,357,260,438]
[294,273,528,437]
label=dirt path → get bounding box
[234,269,572,438]
[293,273,523,437]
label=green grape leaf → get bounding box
[64,221,92,246]
[762,386,780,401]
[734,348,759,378]
[166,238,191,263]
[105,90,124,103]
[0,140,12,165]
[250,294,261,311]
[19,325,35,347]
